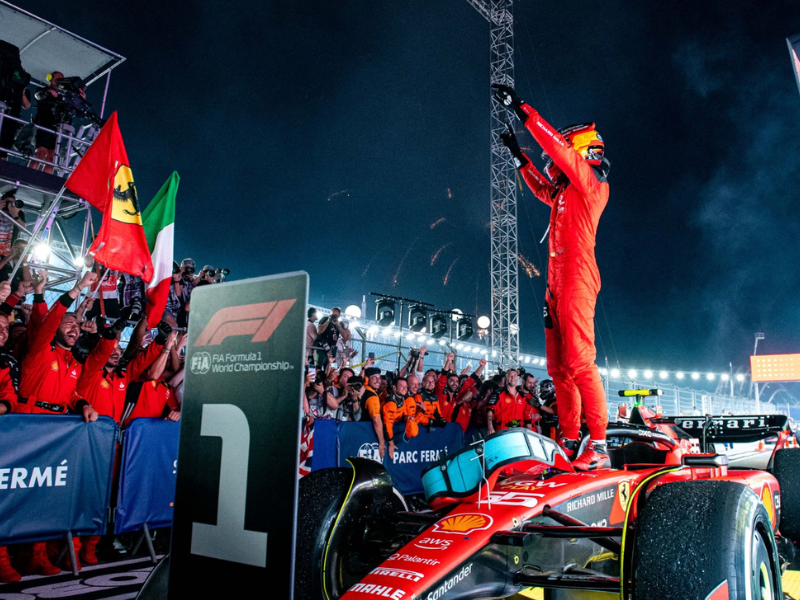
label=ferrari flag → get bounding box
[142,172,178,327]
[65,112,153,282]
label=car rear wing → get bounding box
[666,415,790,445]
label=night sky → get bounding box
[15,0,800,374]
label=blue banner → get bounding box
[336,423,464,494]
[116,418,181,534]
[0,415,117,545]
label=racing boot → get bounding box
[21,542,61,576]
[558,437,579,460]
[80,536,101,566]
[0,546,21,583]
[572,441,611,472]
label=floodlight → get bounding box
[610,368,620,378]
[706,373,715,381]
[430,313,448,339]
[376,298,395,327]
[408,304,427,332]
[456,315,473,341]
[721,374,730,381]
[643,370,653,379]
[33,244,50,262]
[691,372,700,380]
[477,316,491,330]
[628,370,638,379]
[344,305,362,319]
[736,374,745,382]
[676,372,685,379]
[659,371,669,380]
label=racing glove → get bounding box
[492,84,528,122]
[102,316,129,340]
[499,124,529,169]
[155,320,173,345]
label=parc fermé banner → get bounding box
[0,415,117,545]
[115,418,180,534]
[170,272,307,600]
[334,422,465,495]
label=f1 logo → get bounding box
[195,300,296,346]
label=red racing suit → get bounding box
[17,294,85,414]
[122,379,178,428]
[517,104,609,441]
[76,337,163,424]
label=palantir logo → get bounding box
[194,300,297,347]
[191,352,212,375]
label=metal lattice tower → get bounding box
[467,0,519,367]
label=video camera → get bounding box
[35,76,103,126]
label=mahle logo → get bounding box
[191,352,212,375]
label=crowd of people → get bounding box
[0,187,234,582]
[303,306,558,463]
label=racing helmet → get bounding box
[538,379,556,404]
[542,122,605,180]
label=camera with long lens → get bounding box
[35,76,103,127]
[214,268,230,283]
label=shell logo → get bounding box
[432,513,493,535]
[762,485,775,526]
[50,361,59,372]
[101,380,111,389]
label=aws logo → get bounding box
[194,300,297,347]
[111,164,142,225]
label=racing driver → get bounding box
[493,84,611,471]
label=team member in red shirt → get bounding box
[0,312,21,583]
[435,353,459,422]
[487,368,526,434]
[77,319,164,424]
[451,359,487,432]
[17,271,99,419]
[121,324,180,427]
[493,84,611,471]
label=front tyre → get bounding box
[633,480,780,600]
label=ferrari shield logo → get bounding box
[762,485,775,526]
[111,164,142,225]
[618,481,631,511]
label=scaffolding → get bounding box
[467,0,520,369]
[0,0,126,293]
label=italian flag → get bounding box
[142,172,179,327]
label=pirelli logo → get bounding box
[194,300,297,347]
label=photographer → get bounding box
[315,307,341,370]
[30,71,81,174]
[0,41,31,161]
[0,189,24,261]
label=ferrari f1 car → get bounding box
[295,403,800,599]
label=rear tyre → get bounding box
[294,468,353,600]
[771,448,800,539]
[633,480,780,600]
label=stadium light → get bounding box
[438,339,447,346]
[721,373,730,381]
[393,331,402,339]
[477,315,491,330]
[430,312,448,339]
[405,333,415,340]
[456,315,473,341]
[367,325,378,335]
[736,373,745,382]
[643,370,653,379]
[628,369,638,379]
[456,343,464,350]
[659,371,669,379]
[600,367,608,375]
[610,368,620,378]
[676,372,685,380]
[691,372,700,380]
[33,244,50,262]
[408,304,427,332]
[376,298,395,327]
[491,350,498,357]
[706,373,715,381]
[344,305,362,319]
[74,256,85,268]
[524,356,531,363]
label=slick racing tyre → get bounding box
[294,463,405,600]
[771,448,800,540]
[633,481,780,600]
